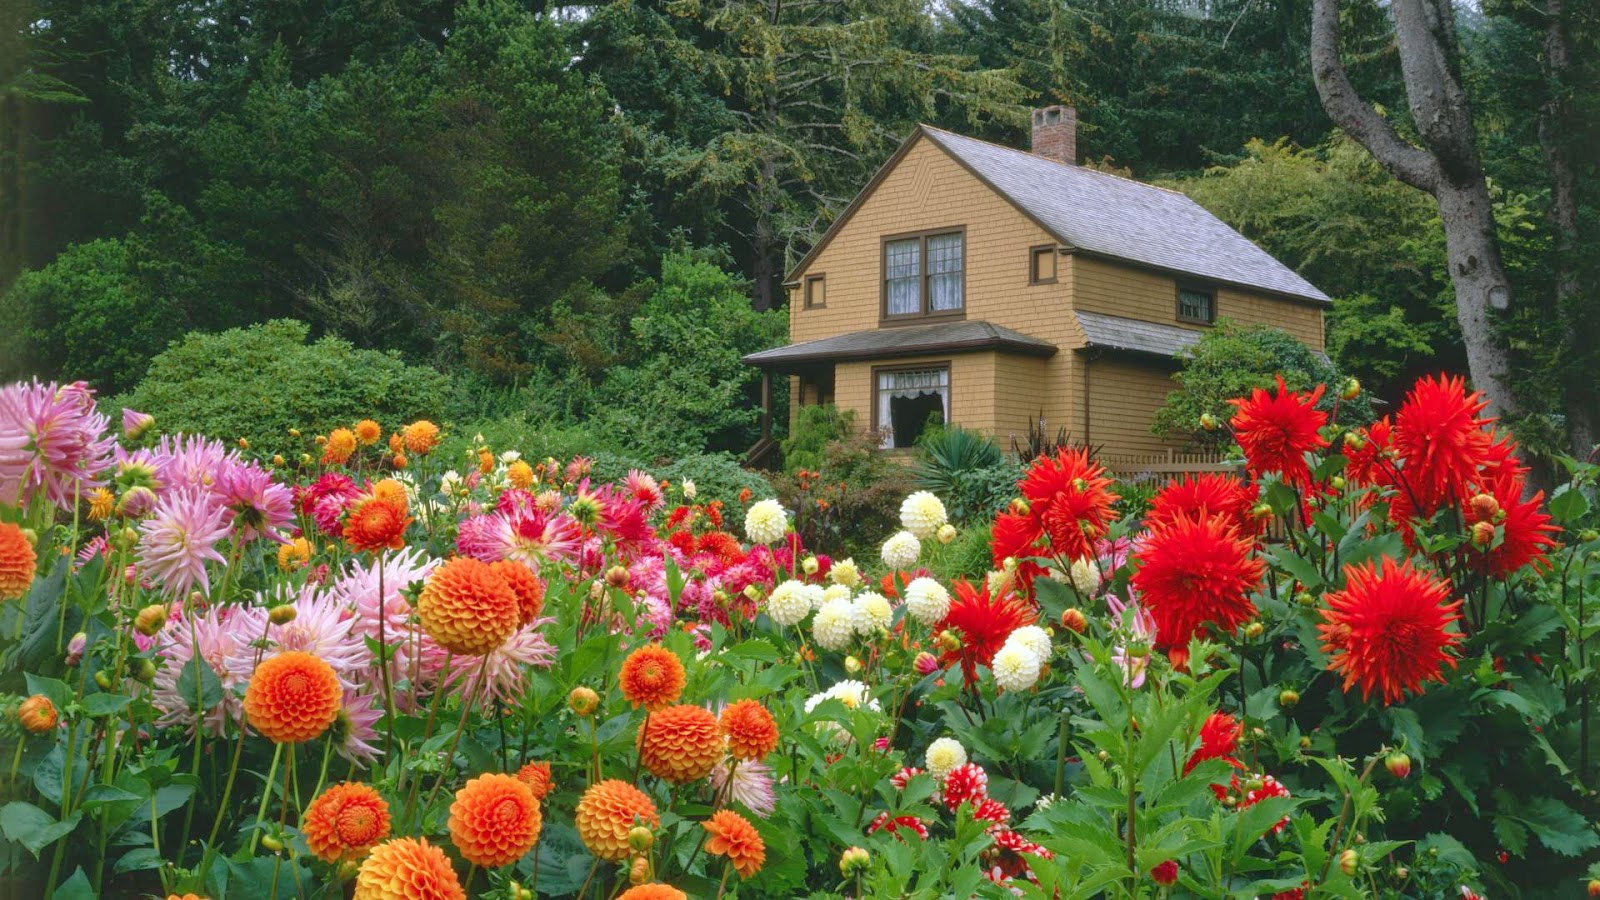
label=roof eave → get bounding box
[743,336,1057,371]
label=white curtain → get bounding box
[885,239,921,315]
[877,368,950,448]
[927,233,963,311]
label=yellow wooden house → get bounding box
[743,106,1329,462]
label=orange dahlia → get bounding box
[616,887,687,900]
[345,496,412,554]
[619,645,686,711]
[703,809,765,878]
[304,782,391,863]
[1018,447,1119,562]
[323,428,358,466]
[353,837,465,900]
[243,650,342,743]
[637,704,722,784]
[416,557,520,656]
[0,522,37,601]
[719,699,779,761]
[402,420,440,456]
[355,419,383,446]
[515,760,554,801]
[369,479,408,510]
[1131,512,1265,649]
[1319,557,1462,705]
[1227,374,1329,488]
[276,536,313,572]
[507,460,535,489]
[575,779,660,861]
[448,773,542,868]
[491,559,546,625]
[17,694,57,733]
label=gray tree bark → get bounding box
[1310,0,1519,420]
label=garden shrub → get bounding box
[775,426,918,559]
[125,319,451,458]
[782,403,854,474]
[656,453,774,509]
[914,424,1020,524]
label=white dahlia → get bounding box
[881,530,922,570]
[992,642,1043,692]
[851,592,894,635]
[904,577,951,626]
[829,558,861,589]
[766,579,813,627]
[744,499,789,545]
[925,737,967,780]
[1005,625,1052,663]
[899,491,948,539]
[812,597,857,652]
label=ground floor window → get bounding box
[876,365,949,449]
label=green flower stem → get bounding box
[249,742,285,855]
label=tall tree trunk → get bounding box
[751,153,778,312]
[1538,0,1597,455]
[1310,0,1520,420]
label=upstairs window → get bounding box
[883,230,964,321]
[1030,245,1057,284]
[804,274,826,309]
[1177,286,1215,324]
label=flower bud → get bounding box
[1339,848,1359,876]
[1151,860,1179,886]
[1343,431,1367,452]
[17,695,58,733]
[628,825,655,852]
[65,632,87,667]
[134,604,168,636]
[1295,590,1315,607]
[840,846,870,876]
[299,453,313,466]
[1467,493,1501,522]
[271,454,285,467]
[269,605,298,626]
[629,855,651,884]
[802,556,819,575]
[1060,608,1087,634]
[1329,475,1346,491]
[1243,621,1264,640]
[112,525,142,551]
[117,486,158,520]
[1299,736,1312,750]
[605,565,629,588]
[261,833,284,852]
[743,584,762,602]
[1385,751,1411,779]
[1199,413,1219,431]
[1582,529,1600,544]
[1341,378,1361,401]
[1008,498,1029,516]
[1278,688,1299,708]
[288,428,302,438]
[937,523,957,544]
[938,630,962,653]
[1394,866,1408,882]
[1251,503,1273,519]
[1587,878,1600,897]
[568,686,599,717]
[132,658,157,683]
[94,670,113,690]
[238,437,250,450]
[1471,520,1495,547]
[913,651,940,676]
[844,655,863,675]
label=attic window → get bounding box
[804,274,825,308]
[1177,286,1215,325]
[1030,245,1057,284]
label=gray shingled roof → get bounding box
[743,320,1056,371]
[1076,311,1201,359]
[922,127,1330,304]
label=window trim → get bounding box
[1176,282,1217,325]
[1029,244,1058,285]
[879,227,967,326]
[804,273,826,309]
[870,361,952,449]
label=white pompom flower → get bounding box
[822,584,852,606]
[992,642,1043,692]
[881,530,922,570]
[812,597,857,652]
[744,499,789,545]
[1070,557,1100,595]
[1006,625,1052,662]
[829,558,861,588]
[899,491,948,539]
[925,737,967,780]
[904,577,951,626]
[851,592,894,635]
[766,579,813,627]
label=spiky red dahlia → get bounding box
[1130,512,1265,649]
[989,511,1047,590]
[1343,417,1393,487]
[1228,375,1329,487]
[1318,557,1462,704]
[1146,473,1261,535]
[1390,374,1493,510]
[1184,711,1243,775]
[937,580,1037,688]
[1461,472,1558,578]
[1018,447,1119,562]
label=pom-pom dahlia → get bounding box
[416,556,520,656]
[719,699,780,761]
[353,837,464,900]
[903,577,950,626]
[243,650,342,744]
[401,420,440,456]
[304,782,390,863]
[516,761,554,801]
[744,499,788,545]
[448,773,542,868]
[899,491,948,539]
[637,704,723,784]
[0,522,37,601]
[575,780,660,861]
[925,737,967,780]
[991,642,1042,692]
[881,530,921,570]
[765,579,812,627]
[812,597,856,651]
[619,645,686,711]
[490,559,546,625]
[851,592,893,634]
[703,809,766,878]
[616,886,687,900]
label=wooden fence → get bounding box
[1098,449,1242,477]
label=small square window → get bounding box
[1030,246,1057,284]
[1178,286,1215,324]
[805,275,825,309]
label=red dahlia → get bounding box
[1343,416,1393,487]
[1018,447,1119,562]
[1228,375,1329,487]
[1147,473,1261,535]
[1461,472,1558,578]
[937,580,1037,688]
[1131,512,1265,649]
[1390,374,1493,512]
[1318,557,1462,704]
[1184,711,1243,775]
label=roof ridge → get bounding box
[918,124,1191,198]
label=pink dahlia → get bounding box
[152,604,266,736]
[217,459,294,543]
[333,687,384,766]
[230,585,370,687]
[138,487,232,597]
[624,469,665,511]
[439,619,557,706]
[155,433,238,499]
[711,757,777,817]
[456,508,582,572]
[0,379,115,508]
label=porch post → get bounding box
[760,371,772,442]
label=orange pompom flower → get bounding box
[369,479,408,510]
[1227,374,1329,488]
[17,694,57,733]
[323,428,358,466]
[0,522,37,601]
[619,645,686,711]
[617,886,687,900]
[515,761,554,802]
[1131,512,1265,649]
[243,650,342,743]
[448,773,542,868]
[490,559,546,625]
[575,779,660,861]
[353,837,465,900]
[402,420,440,456]
[1318,557,1462,705]
[304,782,391,863]
[345,496,412,554]
[276,537,313,572]
[354,419,382,446]
[416,557,520,656]
[507,460,535,490]
[719,699,779,761]
[637,704,722,784]
[703,809,766,878]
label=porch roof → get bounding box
[742,320,1057,372]
[1075,311,1201,359]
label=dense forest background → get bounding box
[1,0,1596,461]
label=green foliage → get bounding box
[1152,320,1371,451]
[914,426,1019,525]
[656,454,775,510]
[124,320,451,458]
[776,426,919,559]
[783,405,856,475]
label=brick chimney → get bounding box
[1030,105,1077,165]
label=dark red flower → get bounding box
[1131,512,1265,649]
[1318,557,1462,704]
[1228,375,1329,487]
[937,580,1037,687]
[1151,860,1179,886]
[1147,473,1261,535]
[1018,447,1119,562]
